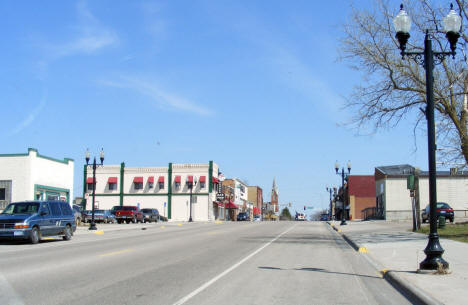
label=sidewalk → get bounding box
[329,220,468,305]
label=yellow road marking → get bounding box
[94,230,104,235]
[337,229,342,233]
[160,226,166,229]
[99,249,134,257]
[42,237,54,240]
[380,268,389,275]
[358,247,368,253]
[178,224,182,226]
[215,220,223,224]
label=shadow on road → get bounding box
[258,266,382,279]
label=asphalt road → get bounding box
[0,222,411,305]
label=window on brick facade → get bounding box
[87,183,95,191]
[134,182,143,190]
[109,183,117,190]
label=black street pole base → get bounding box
[419,233,449,270]
[340,220,347,226]
[89,222,97,230]
[188,217,193,222]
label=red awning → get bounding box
[174,176,181,183]
[107,177,118,184]
[158,176,164,183]
[212,177,219,184]
[147,176,154,183]
[133,177,143,183]
[86,177,96,183]
[253,207,261,215]
[199,176,206,183]
[225,200,238,209]
[187,175,193,183]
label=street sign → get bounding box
[216,193,225,201]
[306,206,314,210]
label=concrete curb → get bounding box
[326,223,443,305]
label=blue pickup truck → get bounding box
[0,201,76,244]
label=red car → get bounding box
[114,206,143,224]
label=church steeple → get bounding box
[271,178,279,212]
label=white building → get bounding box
[375,165,468,221]
[0,148,74,209]
[84,161,220,221]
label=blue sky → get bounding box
[1,0,432,215]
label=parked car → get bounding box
[0,200,76,244]
[114,206,143,224]
[320,214,329,221]
[83,210,115,223]
[237,212,249,221]
[141,208,159,223]
[422,202,454,223]
[72,204,83,224]
[253,215,261,221]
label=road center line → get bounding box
[172,224,297,305]
[99,248,134,257]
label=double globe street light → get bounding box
[393,3,461,271]
[326,185,335,221]
[335,161,351,226]
[187,176,198,222]
[85,148,105,230]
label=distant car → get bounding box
[237,212,249,221]
[295,213,306,221]
[320,214,329,221]
[83,210,115,223]
[253,215,261,221]
[72,204,83,224]
[141,208,159,223]
[114,206,143,224]
[422,202,454,223]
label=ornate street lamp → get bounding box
[85,148,104,230]
[335,161,351,225]
[187,176,197,222]
[326,185,334,221]
[393,4,461,271]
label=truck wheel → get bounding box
[63,225,72,241]
[30,227,40,244]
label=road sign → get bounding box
[306,206,314,210]
[216,193,225,201]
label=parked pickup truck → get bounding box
[114,206,143,224]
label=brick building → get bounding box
[347,175,376,220]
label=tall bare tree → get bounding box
[339,0,468,167]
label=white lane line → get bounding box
[172,224,297,305]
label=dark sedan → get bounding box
[422,202,454,223]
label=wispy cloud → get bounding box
[99,76,213,116]
[9,93,47,136]
[43,1,118,59]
